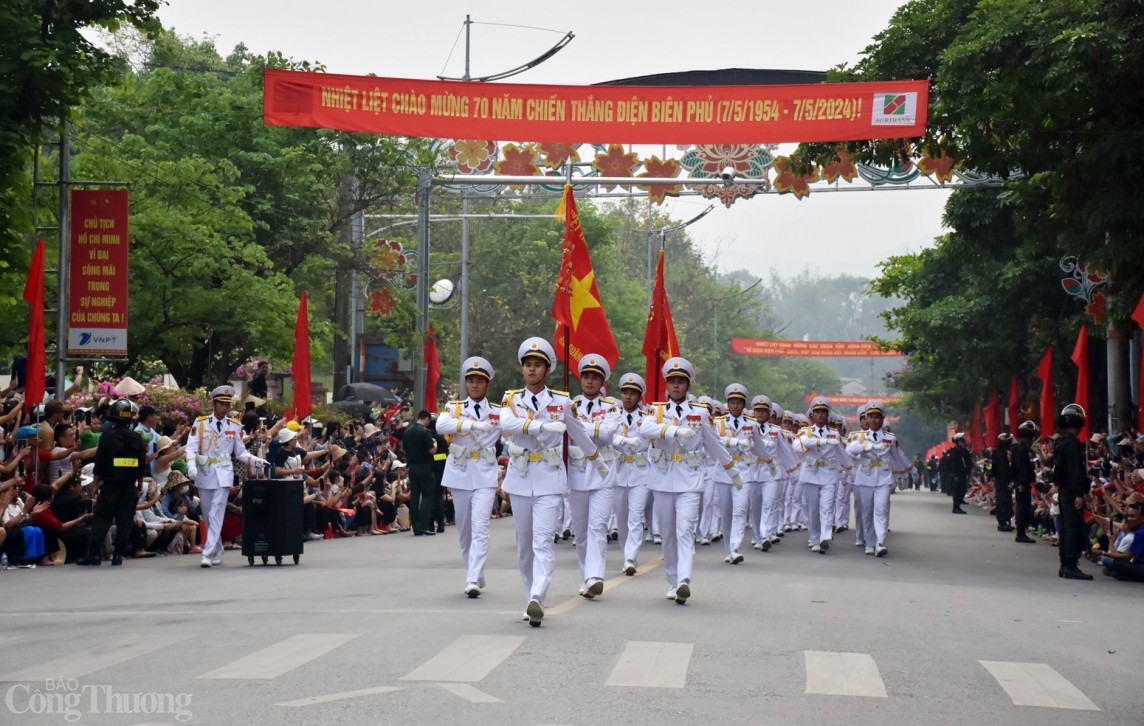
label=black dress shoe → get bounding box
[420,530,435,536]
[997,525,1014,532]
[111,555,123,566]
[1015,535,1036,543]
[75,556,100,566]
[952,509,967,514]
[1059,564,1094,580]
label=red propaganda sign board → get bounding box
[803,394,903,406]
[731,338,903,357]
[263,69,929,145]
[69,189,129,356]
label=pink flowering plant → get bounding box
[233,358,274,381]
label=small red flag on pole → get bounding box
[291,291,312,421]
[424,325,441,413]
[1070,324,1090,441]
[1037,346,1055,438]
[22,240,46,413]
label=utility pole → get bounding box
[332,168,354,395]
[459,14,472,387]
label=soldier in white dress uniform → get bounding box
[612,372,650,575]
[695,395,721,546]
[185,385,268,568]
[714,384,752,564]
[832,411,854,534]
[750,395,798,551]
[437,356,501,598]
[851,404,870,547]
[498,337,603,626]
[568,354,621,599]
[792,397,851,553]
[846,400,911,556]
[638,357,740,604]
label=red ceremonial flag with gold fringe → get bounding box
[22,240,46,413]
[642,249,680,401]
[1037,346,1055,438]
[552,184,619,375]
[291,291,312,421]
[1070,324,1090,441]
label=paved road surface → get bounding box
[2,490,1140,724]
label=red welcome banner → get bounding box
[804,394,903,406]
[69,189,129,355]
[732,338,903,357]
[263,69,929,145]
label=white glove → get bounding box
[471,421,495,432]
[672,427,697,441]
[761,436,777,451]
[872,443,888,453]
[731,471,744,491]
[540,422,567,434]
[594,460,610,477]
[623,436,641,447]
[250,456,270,469]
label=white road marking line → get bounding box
[980,661,1099,710]
[0,636,190,682]
[276,685,405,707]
[804,651,888,698]
[438,683,503,703]
[401,635,524,682]
[605,641,693,689]
[196,633,357,680]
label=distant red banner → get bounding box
[804,394,903,406]
[732,338,902,357]
[263,69,929,145]
[69,189,129,356]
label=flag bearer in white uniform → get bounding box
[569,354,621,599]
[437,357,501,598]
[721,384,757,561]
[498,337,604,627]
[639,357,740,604]
[751,395,797,551]
[612,372,650,575]
[792,397,851,553]
[846,400,910,556]
[185,385,268,568]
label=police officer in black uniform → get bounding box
[1010,421,1038,543]
[1052,404,1093,580]
[948,433,972,514]
[991,433,1014,531]
[77,399,148,566]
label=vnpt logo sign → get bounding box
[77,333,120,346]
[79,333,92,346]
[871,92,917,126]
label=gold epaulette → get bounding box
[446,400,462,406]
[550,389,569,397]
[692,401,710,410]
[488,402,502,408]
[601,396,616,404]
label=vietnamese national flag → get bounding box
[1008,373,1020,434]
[22,240,45,413]
[424,324,441,412]
[291,291,312,421]
[1070,324,1090,441]
[552,184,619,374]
[642,249,680,401]
[1037,346,1054,438]
[1132,293,1144,431]
[984,390,1001,445]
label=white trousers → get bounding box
[560,495,572,532]
[698,473,718,538]
[873,485,892,547]
[835,478,853,528]
[854,486,876,547]
[784,477,804,525]
[758,479,782,541]
[715,483,747,555]
[198,487,230,559]
[656,490,701,587]
[613,485,647,565]
[452,488,495,585]
[801,481,836,545]
[747,481,763,544]
[569,488,615,582]
[511,493,562,605]
[644,490,659,536]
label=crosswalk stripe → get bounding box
[401,635,524,682]
[804,651,888,698]
[438,683,503,703]
[605,641,693,689]
[979,661,1099,710]
[276,685,405,707]
[0,636,190,682]
[196,634,358,680]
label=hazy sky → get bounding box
[159,0,951,281]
